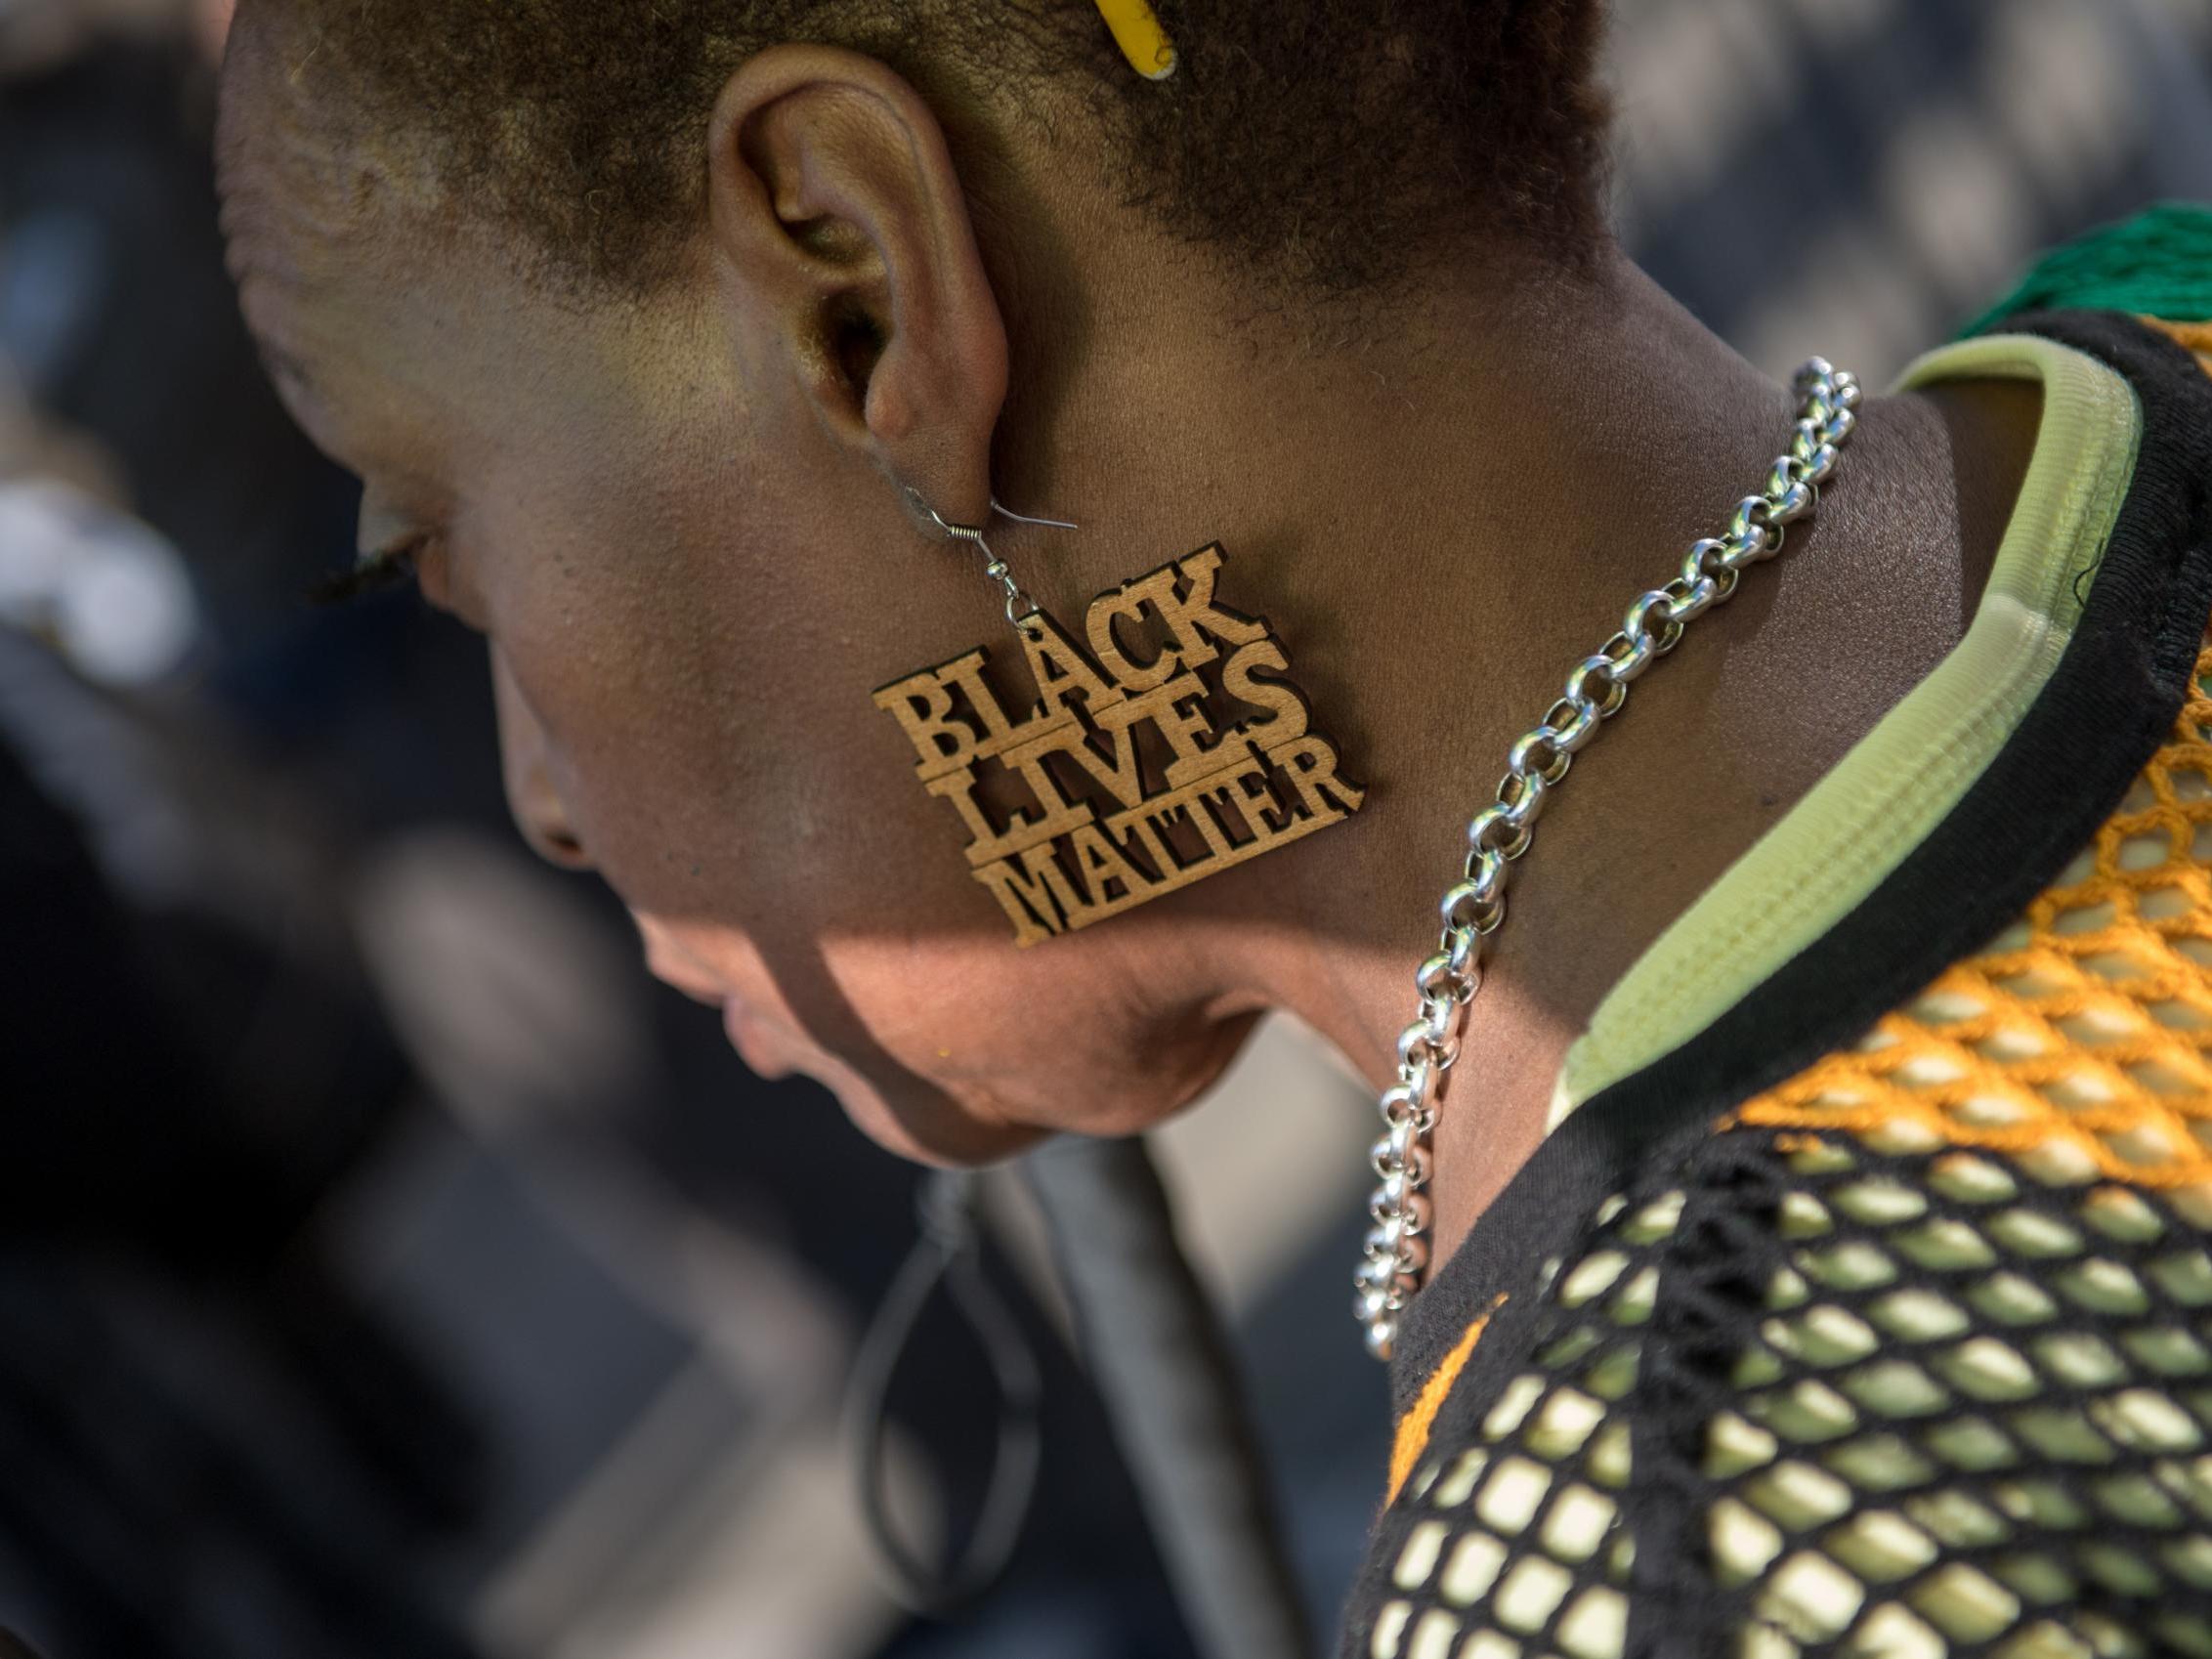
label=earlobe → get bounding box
[702,44,1008,520]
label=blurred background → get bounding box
[1,1,2207,1655]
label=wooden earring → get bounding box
[873,505,1365,947]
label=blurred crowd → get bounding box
[1,2,2208,1657]
[0,7,1297,1656]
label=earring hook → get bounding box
[906,486,1077,634]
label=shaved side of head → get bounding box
[223,0,1611,298]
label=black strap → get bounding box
[1025,1136,1318,1659]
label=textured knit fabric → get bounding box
[1344,298,2212,1659]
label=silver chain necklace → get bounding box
[1355,357,1863,1362]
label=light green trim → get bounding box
[1545,333,2143,1129]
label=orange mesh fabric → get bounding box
[1732,641,2212,1207]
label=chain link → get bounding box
[1354,358,1862,1361]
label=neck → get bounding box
[1003,239,2034,1264]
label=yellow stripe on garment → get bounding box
[1385,1297,1505,1504]
[1093,0,1177,79]
[2146,316,2212,376]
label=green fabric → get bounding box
[1960,201,2212,336]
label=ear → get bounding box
[704,44,1009,526]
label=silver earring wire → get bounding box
[906,487,1078,634]
[989,497,1078,532]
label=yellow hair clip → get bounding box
[1092,0,1176,80]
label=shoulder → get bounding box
[1347,301,2212,1659]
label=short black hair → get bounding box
[229,0,1611,296]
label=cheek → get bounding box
[456,372,1069,985]
[469,450,918,932]
[498,551,765,909]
